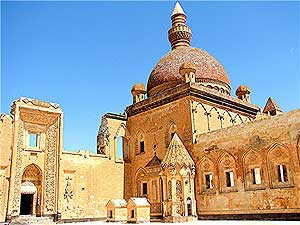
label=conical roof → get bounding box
[172,2,185,16]
[161,133,194,168]
[263,97,282,113]
[146,152,161,167]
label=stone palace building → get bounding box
[1,2,300,223]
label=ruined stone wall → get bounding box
[5,98,63,220]
[0,114,13,222]
[193,109,300,216]
[125,97,193,203]
[59,150,124,220]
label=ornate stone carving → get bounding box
[12,122,24,215]
[24,123,46,134]
[20,109,58,126]
[64,176,74,210]
[44,121,58,213]
[176,180,182,198]
[97,117,109,154]
[168,181,172,200]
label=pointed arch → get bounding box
[198,156,216,193]
[21,164,42,216]
[165,120,177,147]
[135,129,145,155]
[218,152,237,192]
[221,110,234,128]
[114,123,129,138]
[194,102,209,134]
[266,143,293,188]
[243,150,265,190]
[208,107,221,131]
[135,167,148,197]
[114,123,129,160]
[233,114,243,125]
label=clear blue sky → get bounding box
[2,1,299,152]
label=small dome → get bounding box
[236,85,251,96]
[147,47,231,97]
[131,83,146,95]
[179,62,197,76]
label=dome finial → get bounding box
[168,2,192,50]
[172,1,185,16]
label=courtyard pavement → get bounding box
[62,221,300,225]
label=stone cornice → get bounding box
[126,83,260,117]
[104,112,127,121]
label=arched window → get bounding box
[267,144,293,188]
[115,123,127,161]
[218,153,237,193]
[135,130,145,155]
[116,136,123,159]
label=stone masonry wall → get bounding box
[192,109,300,216]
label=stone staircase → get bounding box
[10,216,55,225]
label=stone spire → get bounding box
[168,1,192,50]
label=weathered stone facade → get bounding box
[1,1,299,223]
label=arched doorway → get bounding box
[20,182,37,215]
[20,164,42,216]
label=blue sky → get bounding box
[2,1,299,152]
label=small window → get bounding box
[109,210,112,218]
[225,171,234,187]
[140,141,145,153]
[278,165,288,182]
[205,174,213,189]
[131,210,134,218]
[142,182,147,195]
[116,136,123,159]
[252,168,262,184]
[29,133,38,147]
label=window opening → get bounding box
[278,164,288,182]
[205,174,213,189]
[140,141,145,153]
[251,168,262,184]
[142,182,147,195]
[225,171,234,187]
[29,133,38,147]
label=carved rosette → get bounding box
[45,122,58,213]
[12,122,24,215]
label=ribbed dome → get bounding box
[147,47,231,97]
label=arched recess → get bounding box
[243,150,265,190]
[194,102,209,134]
[218,152,237,192]
[165,121,177,147]
[198,156,216,193]
[222,110,234,128]
[233,114,243,125]
[21,164,42,216]
[135,168,148,197]
[208,107,221,131]
[267,143,293,188]
[114,123,130,160]
[135,129,145,155]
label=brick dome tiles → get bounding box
[147,47,230,96]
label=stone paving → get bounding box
[62,221,300,225]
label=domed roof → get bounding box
[147,47,230,96]
[236,85,251,95]
[131,83,146,94]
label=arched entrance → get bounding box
[20,182,36,215]
[20,164,42,216]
